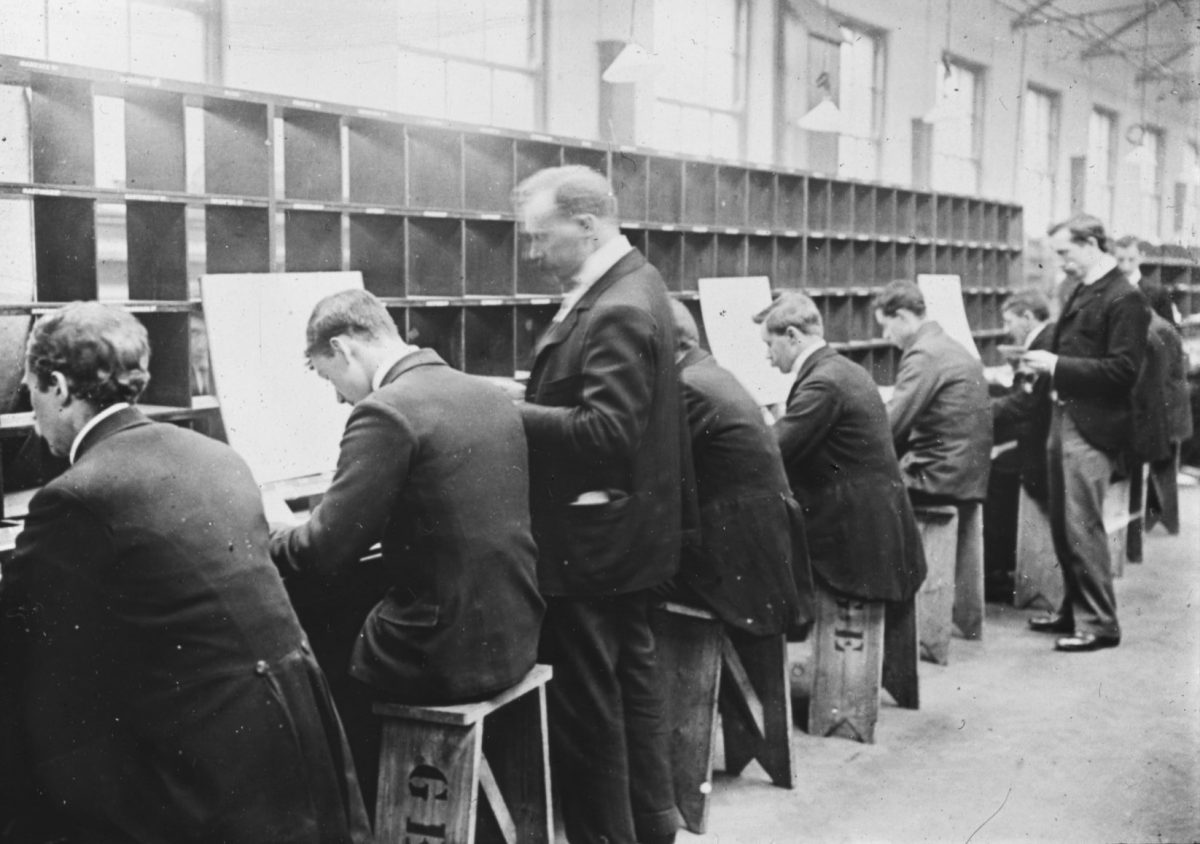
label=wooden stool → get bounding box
[808,585,918,744]
[373,664,553,844]
[651,602,794,834]
[953,502,985,640]
[1014,488,1061,612]
[913,505,958,665]
[1104,476,1133,579]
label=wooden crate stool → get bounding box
[913,505,958,665]
[1014,488,1062,612]
[650,602,795,834]
[953,501,985,640]
[373,664,553,844]
[808,585,918,744]
[1104,476,1133,579]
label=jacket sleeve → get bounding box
[991,380,1039,443]
[887,346,939,447]
[520,302,658,462]
[774,376,840,465]
[1053,290,1150,397]
[270,399,411,576]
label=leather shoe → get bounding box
[1054,632,1120,652]
[1028,614,1073,634]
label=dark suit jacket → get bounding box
[677,348,812,635]
[775,346,927,602]
[521,248,682,596]
[992,321,1055,501]
[1132,312,1174,463]
[1,408,369,843]
[271,350,544,703]
[1053,265,1149,455]
[888,321,993,502]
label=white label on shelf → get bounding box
[479,213,502,221]
[209,197,246,206]
[661,225,675,231]
[364,207,386,214]
[784,230,799,238]
[292,203,325,211]
[31,307,56,315]
[481,299,503,306]
[357,108,386,118]
[19,60,60,72]
[24,188,61,197]
[580,140,594,147]
[618,145,638,152]
[120,75,161,88]
[130,305,160,313]
[223,89,243,98]
[529,298,551,305]
[125,193,165,202]
[755,229,771,237]
[692,226,710,234]
[292,99,322,109]
[423,211,449,218]
[426,300,450,307]
[856,234,871,241]
[480,126,501,135]
[724,228,739,236]
[530,133,553,143]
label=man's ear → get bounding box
[50,371,71,406]
[328,335,353,362]
[574,213,597,235]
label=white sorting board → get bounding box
[200,271,363,485]
[698,276,795,407]
[916,274,980,359]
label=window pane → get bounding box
[711,112,740,159]
[655,102,681,152]
[396,52,446,119]
[446,61,490,124]
[397,0,441,47]
[491,68,535,130]
[678,107,712,156]
[47,0,128,71]
[129,3,207,82]
[437,4,486,58]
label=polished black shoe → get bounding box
[1054,632,1120,652]
[1028,614,1073,634]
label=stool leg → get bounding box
[375,720,481,844]
[478,687,553,844]
[881,598,919,710]
[953,503,985,640]
[1127,462,1144,563]
[809,588,885,744]
[719,633,795,788]
[1015,489,1061,612]
[916,510,958,665]
[650,607,723,835]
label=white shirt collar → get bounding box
[1084,253,1118,285]
[70,402,130,465]
[553,235,633,323]
[371,348,417,393]
[789,339,827,378]
[1126,269,1141,286]
[1024,322,1048,349]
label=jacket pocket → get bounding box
[560,490,636,574]
[375,598,440,628]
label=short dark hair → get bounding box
[1047,213,1107,252]
[752,291,824,337]
[1113,235,1146,253]
[872,280,926,318]
[669,300,701,351]
[305,289,400,359]
[26,302,150,407]
[513,165,618,221]
[1001,288,1051,322]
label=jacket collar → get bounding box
[532,249,646,361]
[377,348,446,388]
[678,347,712,370]
[73,405,153,463]
[1058,265,1125,325]
[791,345,838,394]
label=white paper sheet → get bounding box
[697,276,795,407]
[916,274,980,359]
[200,271,363,485]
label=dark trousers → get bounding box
[1146,444,1181,534]
[1047,406,1120,638]
[982,462,1021,603]
[540,592,681,844]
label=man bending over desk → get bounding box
[269,288,544,811]
[1,302,370,843]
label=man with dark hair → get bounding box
[872,280,993,508]
[514,165,684,844]
[667,299,812,637]
[1023,214,1149,651]
[1,302,371,842]
[755,292,925,637]
[270,288,544,809]
[986,288,1055,600]
[1114,234,1176,324]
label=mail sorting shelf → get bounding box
[0,53,1024,505]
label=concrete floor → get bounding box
[686,485,1200,844]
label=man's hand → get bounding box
[1021,349,1058,376]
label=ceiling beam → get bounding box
[1080,2,1165,58]
[1135,43,1195,80]
[1011,0,1057,29]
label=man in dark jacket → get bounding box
[755,292,926,619]
[1023,214,1149,651]
[270,289,544,810]
[668,300,812,637]
[514,166,684,844]
[2,302,370,843]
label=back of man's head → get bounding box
[872,280,926,318]
[1048,213,1108,252]
[28,302,151,408]
[1002,288,1051,322]
[306,289,401,359]
[752,291,824,337]
[512,165,618,222]
[669,299,701,352]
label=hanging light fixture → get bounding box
[796,71,843,133]
[602,0,662,83]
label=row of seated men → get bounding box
[984,231,1193,613]
[0,167,1121,843]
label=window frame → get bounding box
[833,17,885,182]
[1019,83,1060,237]
[930,53,985,194]
[1086,106,1118,226]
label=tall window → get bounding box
[653,0,747,158]
[1019,86,1059,237]
[836,23,883,181]
[1179,141,1200,243]
[1086,108,1117,225]
[930,56,983,193]
[395,0,542,130]
[1136,125,1164,238]
[0,0,215,83]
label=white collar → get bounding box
[1025,322,1048,349]
[1083,253,1118,285]
[553,235,633,323]
[371,348,417,393]
[70,402,130,465]
[790,339,827,378]
[1126,270,1141,286]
